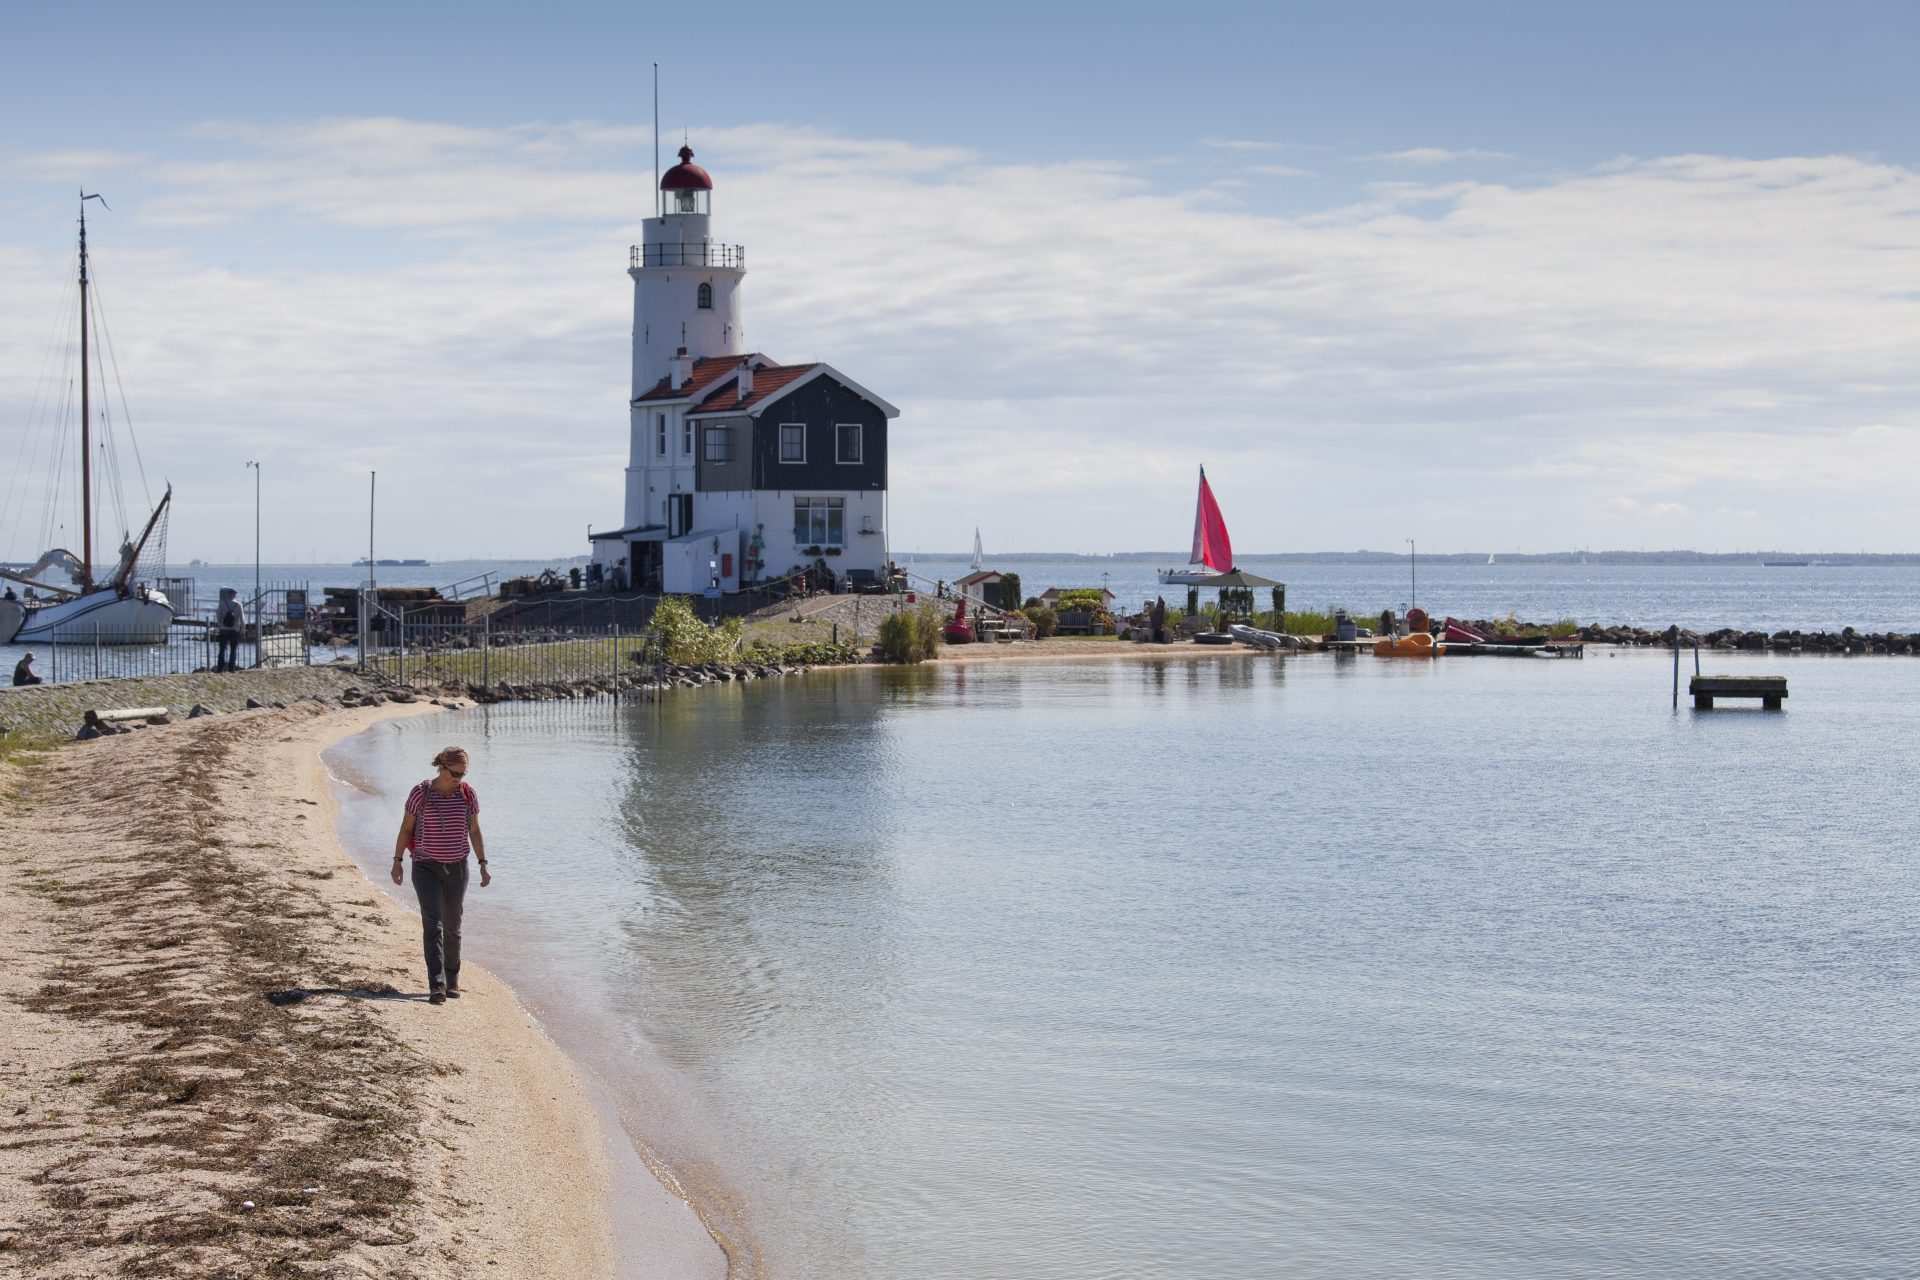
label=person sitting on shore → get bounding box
[392,746,490,1004]
[12,652,41,686]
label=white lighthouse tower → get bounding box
[630,145,745,398]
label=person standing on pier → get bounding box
[215,587,244,672]
[391,746,490,1004]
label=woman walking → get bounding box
[392,746,490,1004]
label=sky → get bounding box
[4,0,1920,562]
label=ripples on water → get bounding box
[330,652,1920,1279]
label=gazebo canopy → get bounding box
[1186,568,1284,589]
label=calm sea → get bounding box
[330,649,1920,1279]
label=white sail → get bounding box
[971,528,983,573]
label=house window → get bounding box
[779,423,806,464]
[697,282,713,310]
[835,423,863,465]
[656,412,667,457]
[683,417,694,456]
[793,497,844,547]
[703,425,733,463]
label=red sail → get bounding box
[1191,466,1233,572]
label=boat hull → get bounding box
[14,590,174,644]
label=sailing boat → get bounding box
[971,527,984,574]
[1159,465,1235,584]
[0,195,174,644]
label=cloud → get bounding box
[1199,137,1314,153]
[4,122,1920,558]
[1245,164,1315,179]
[1359,147,1513,166]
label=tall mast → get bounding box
[78,194,93,589]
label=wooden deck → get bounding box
[1690,675,1788,709]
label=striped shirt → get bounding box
[405,781,478,862]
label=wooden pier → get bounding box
[1690,675,1787,710]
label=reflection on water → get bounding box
[331,654,1920,1279]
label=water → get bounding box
[330,650,1920,1279]
[903,558,1920,632]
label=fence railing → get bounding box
[5,623,314,686]
[630,243,746,269]
[362,618,658,692]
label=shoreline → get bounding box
[0,700,724,1279]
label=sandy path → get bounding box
[0,702,722,1279]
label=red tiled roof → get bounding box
[634,356,759,403]
[690,362,822,415]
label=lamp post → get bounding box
[246,460,261,667]
[1407,538,1416,612]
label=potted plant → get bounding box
[824,547,842,556]
[803,544,823,556]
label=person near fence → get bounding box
[12,651,41,686]
[215,587,244,673]
[391,746,490,1004]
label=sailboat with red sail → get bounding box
[1160,466,1237,584]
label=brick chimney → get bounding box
[737,358,754,399]
[671,347,693,390]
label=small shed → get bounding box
[955,569,1009,608]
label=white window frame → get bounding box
[683,416,694,456]
[656,412,668,458]
[703,425,733,463]
[779,423,806,465]
[835,423,863,465]
[697,281,713,310]
[792,496,845,548]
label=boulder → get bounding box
[188,704,215,719]
[244,697,265,710]
[75,723,105,741]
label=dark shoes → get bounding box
[429,986,447,1005]
[445,986,461,999]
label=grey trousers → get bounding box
[410,858,469,991]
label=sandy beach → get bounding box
[0,700,722,1279]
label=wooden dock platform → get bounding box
[1690,675,1787,709]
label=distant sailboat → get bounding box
[1159,465,1236,584]
[971,528,984,573]
[1488,553,1496,565]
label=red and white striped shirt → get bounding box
[405,781,478,863]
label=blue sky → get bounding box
[5,2,1920,560]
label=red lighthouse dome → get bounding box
[661,145,712,192]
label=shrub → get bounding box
[996,572,1022,611]
[744,640,863,665]
[645,595,743,664]
[1023,605,1059,638]
[876,603,945,663]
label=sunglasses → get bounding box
[444,766,467,777]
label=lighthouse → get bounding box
[593,144,900,598]
[630,145,745,398]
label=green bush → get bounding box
[1023,605,1059,638]
[645,595,743,664]
[995,572,1022,611]
[744,640,863,665]
[877,603,945,664]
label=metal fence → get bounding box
[5,625,313,685]
[361,618,656,692]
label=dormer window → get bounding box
[697,282,712,310]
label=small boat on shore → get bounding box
[1373,631,1436,658]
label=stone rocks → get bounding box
[188,704,214,718]
[244,697,265,710]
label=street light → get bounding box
[1407,538,1416,612]
[247,460,261,667]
